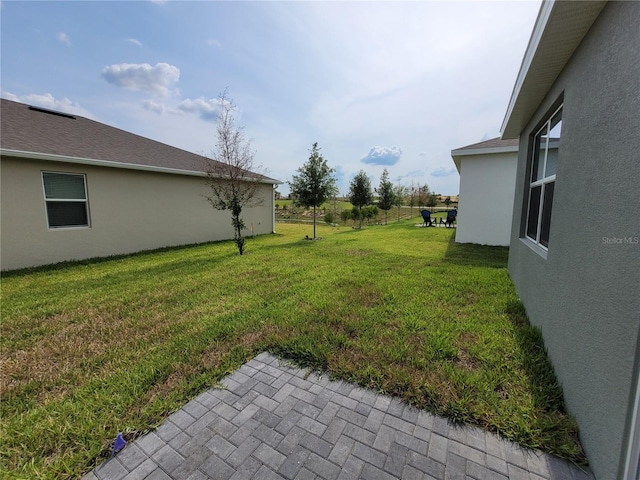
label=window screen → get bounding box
[525,105,561,249]
[42,172,90,228]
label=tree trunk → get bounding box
[231,204,245,255]
[313,204,316,239]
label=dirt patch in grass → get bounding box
[454,350,480,372]
[455,331,481,371]
[0,307,176,405]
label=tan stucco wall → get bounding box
[0,156,275,270]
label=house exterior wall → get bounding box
[508,3,640,479]
[0,156,275,270]
[455,152,517,246]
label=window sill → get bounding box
[519,236,548,260]
[48,226,91,231]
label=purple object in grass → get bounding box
[113,433,127,454]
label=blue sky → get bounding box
[1,1,540,196]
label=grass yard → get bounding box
[0,220,585,478]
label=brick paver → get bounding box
[84,352,594,480]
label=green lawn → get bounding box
[0,220,585,478]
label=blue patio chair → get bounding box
[445,209,458,227]
[420,210,433,227]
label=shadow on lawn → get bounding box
[504,298,567,411]
[442,235,509,268]
[0,239,237,278]
[502,297,587,463]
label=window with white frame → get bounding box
[525,105,562,248]
[42,172,90,228]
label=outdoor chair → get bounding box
[420,210,433,227]
[445,209,458,227]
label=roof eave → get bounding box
[452,156,461,174]
[450,145,519,158]
[0,149,282,184]
[500,0,607,139]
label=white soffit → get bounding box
[501,0,607,139]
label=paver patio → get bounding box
[83,352,594,480]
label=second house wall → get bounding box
[0,157,274,270]
[455,152,517,246]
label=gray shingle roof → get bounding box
[452,137,520,152]
[0,98,279,183]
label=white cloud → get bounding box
[102,62,180,97]
[126,38,143,47]
[206,38,222,48]
[431,167,457,178]
[395,170,426,184]
[1,91,19,102]
[57,32,71,46]
[360,146,402,166]
[141,99,165,114]
[175,97,223,121]
[1,91,93,118]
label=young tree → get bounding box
[418,184,430,209]
[204,89,263,256]
[289,142,337,239]
[427,193,439,212]
[393,184,408,222]
[363,205,379,224]
[444,196,452,208]
[377,168,394,225]
[349,170,373,229]
[351,206,362,225]
[409,183,417,218]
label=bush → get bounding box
[324,212,334,225]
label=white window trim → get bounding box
[524,104,562,250]
[519,236,549,260]
[41,171,91,230]
[526,175,556,249]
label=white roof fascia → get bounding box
[500,0,607,139]
[500,0,555,138]
[0,148,282,184]
[450,145,519,158]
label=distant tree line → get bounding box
[286,142,457,236]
